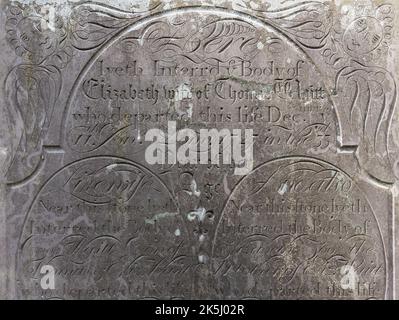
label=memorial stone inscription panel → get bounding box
[0,0,398,299]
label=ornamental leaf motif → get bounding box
[334,60,397,182]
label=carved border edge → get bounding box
[0,0,398,300]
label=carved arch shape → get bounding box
[60,5,342,155]
[59,5,395,184]
[15,156,194,299]
[211,156,388,299]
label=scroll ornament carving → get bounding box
[4,1,397,184]
[3,2,160,184]
[252,2,396,183]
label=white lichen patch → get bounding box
[186,103,193,118]
[11,0,151,11]
[174,83,193,118]
[106,164,118,171]
[187,207,206,222]
[256,93,266,101]
[174,83,192,102]
[190,179,201,197]
[39,6,55,31]
[223,174,231,194]
[340,265,359,291]
[198,254,207,263]
[145,211,178,224]
[184,179,200,196]
[249,1,259,10]
[278,183,288,195]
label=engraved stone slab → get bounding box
[0,0,398,300]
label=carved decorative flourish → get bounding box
[327,3,396,183]
[248,1,333,49]
[4,1,397,184]
[334,61,396,182]
[16,157,190,299]
[4,64,61,184]
[243,1,397,183]
[4,2,160,184]
[343,4,394,61]
[212,157,386,299]
[67,2,161,51]
[4,5,65,184]
[4,0,396,300]
[125,17,262,65]
[63,162,146,205]
[5,5,67,64]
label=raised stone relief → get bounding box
[0,0,398,300]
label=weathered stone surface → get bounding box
[0,0,399,299]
